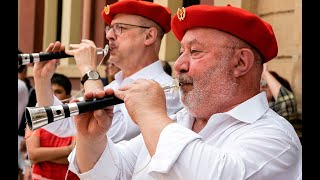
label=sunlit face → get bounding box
[174,28,238,118]
[105,14,149,69]
[51,84,70,101]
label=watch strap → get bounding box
[81,70,100,85]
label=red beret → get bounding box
[171,4,278,62]
[101,0,171,33]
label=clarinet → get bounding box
[25,79,180,131]
[18,45,109,65]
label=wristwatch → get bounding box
[81,70,100,85]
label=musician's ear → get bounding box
[144,27,157,45]
[233,48,254,77]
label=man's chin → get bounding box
[180,84,193,93]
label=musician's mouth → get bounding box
[108,45,117,54]
[108,42,117,50]
[180,82,192,85]
[179,82,193,91]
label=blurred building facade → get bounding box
[18,0,302,120]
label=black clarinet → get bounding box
[25,79,180,131]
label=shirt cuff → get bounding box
[148,123,202,174]
[68,137,120,179]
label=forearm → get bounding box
[34,77,55,106]
[28,146,72,164]
[263,71,281,99]
[68,136,140,179]
[50,156,69,164]
[77,61,105,93]
[76,133,108,173]
[137,113,173,156]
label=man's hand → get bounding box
[73,88,115,173]
[115,79,168,125]
[72,88,115,140]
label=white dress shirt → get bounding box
[18,79,29,129]
[68,92,302,180]
[18,79,29,172]
[42,60,183,142]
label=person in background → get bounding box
[17,50,29,130]
[17,49,30,180]
[18,64,37,179]
[50,73,73,103]
[260,63,298,122]
[18,65,37,122]
[32,0,183,144]
[18,79,29,128]
[260,63,301,141]
[67,4,301,179]
[18,77,29,180]
[24,73,79,180]
[18,64,37,151]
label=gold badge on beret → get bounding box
[177,7,186,21]
[104,5,110,15]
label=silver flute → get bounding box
[25,80,180,131]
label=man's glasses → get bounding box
[105,23,150,36]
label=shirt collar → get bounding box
[177,91,269,126]
[114,60,163,86]
[225,91,269,123]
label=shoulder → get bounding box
[18,79,29,96]
[253,110,300,146]
[18,79,28,89]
